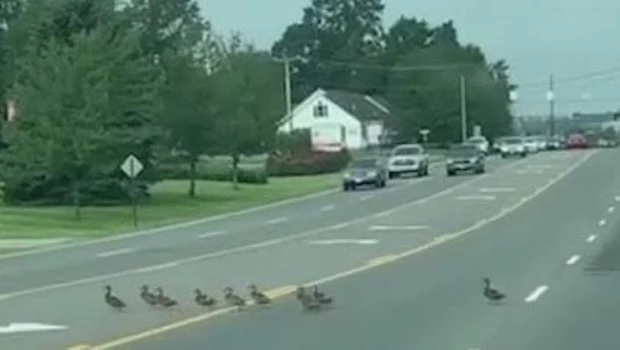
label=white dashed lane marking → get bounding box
[587,235,597,243]
[525,285,549,303]
[197,231,227,239]
[320,205,335,212]
[96,248,135,258]
[266,217,289,225]
[608,206,615,213]
[455,195,496,201]
[369,225,430,231]
[360,195,374,201]
[566,255,581,266]
[598,219,607,227]
[479,187,515,193]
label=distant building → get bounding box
[277,88,393,151]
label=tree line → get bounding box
[0,0,514,207]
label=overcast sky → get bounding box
[199,0,620,117]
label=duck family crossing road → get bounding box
[1,150,620,350]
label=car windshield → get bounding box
[392,146,421,156]
[504,138,522,144]
[350,159,378,168]
[449,145,478,157]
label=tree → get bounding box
[272,0,386,101]
[1,23,162,208]
[161,55,216,197]
[211,43,284,189]
[385,20,513,143]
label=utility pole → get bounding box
[272,56,295,131]
[548,74,556,137]
[283,58,293,131]
[460,74,468,142]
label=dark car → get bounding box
[446,144,485,176]
[342,158,387,191]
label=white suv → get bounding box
[499,136,527,158]
[388,144,430,178]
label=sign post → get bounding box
[120,154,144,228]
[419,129,430,145]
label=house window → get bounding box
[313,102,328,118]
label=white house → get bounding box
[277,88,392,151]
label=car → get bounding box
[342,157,387,191]
[466,136,490,155]
[566,133,588,149]
[545,136,562,150]
[387,144,429,178]
[523,136,540,153]
[445,144,486,176]
[499,136,527,158]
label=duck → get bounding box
[140,285,158,306]
[483,278,506,303]
[155,287,178,308]
[104,285,127,311]
[311,286,333,304]
[194,289,217,307]
[296,286,320,311]
[223,287,246,308]
[248,284,270,305]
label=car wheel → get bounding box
[521,152,527,157]
[343,184,349,191]
[446,170,455,177]
[388,172,395,179]
[501,153,507,159]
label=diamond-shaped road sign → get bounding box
[120,154,144,179]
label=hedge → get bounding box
[267,149,351,176]
[158,161,268,185]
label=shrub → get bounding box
[158,161,268,185]
[267,149,351,176]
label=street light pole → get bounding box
[548,74,556,137]
[460,74,467,142]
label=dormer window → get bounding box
[313,101,328,118]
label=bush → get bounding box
[267,149,351,176]
[158,160,268,185]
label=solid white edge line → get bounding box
[525,285,549,303]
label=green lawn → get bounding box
[0,174,340,239]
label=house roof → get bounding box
[323,89,391,122]
[278,88,392,126]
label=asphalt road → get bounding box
[1,149,615,350]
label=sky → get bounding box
[199,0,620,117]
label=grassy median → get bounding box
[0,174,339,239]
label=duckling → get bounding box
[155,287,178,308]
[194,289,217,307]
[140,285,158,306]
[104,285,127,311]
[248,284,270,305]
[311,286,333,304]
[223,287,246,308]
[483,278,506,303]
[296,286,320,311]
